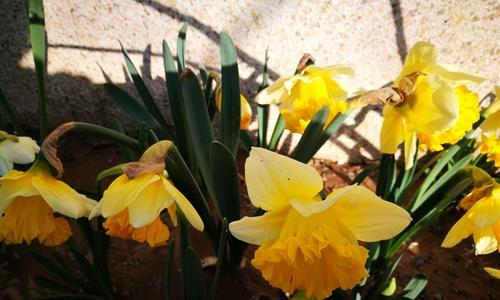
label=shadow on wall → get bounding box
[0,0,409,163]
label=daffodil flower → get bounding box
[215,86,252,130]
[90,141,204,247]
[442,167,500,255]
[0,159,96,246]
[0,130,39,175]
[381,42,484,169]
[229,148,411,299]
[255,65,353,133]
[477,86,500,168]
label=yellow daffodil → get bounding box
[442,167,500,255]
[255,65,353,133]
[477,86,500,168]
[0,159,96,246]
[215,86,252,130]
[0,130,39,175]
[90,141,204,247]
[484,267,500,279]
[380,42,484,169]
[229,148,411,299]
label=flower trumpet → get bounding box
[229,148,411,299]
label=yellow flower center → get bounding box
[252,208,368,299]
[477,133,500,167]
[0,196,72,246]
[103,208,171,247]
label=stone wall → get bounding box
[1,0,498,163]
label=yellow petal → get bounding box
[441,215,473,248]
[0,171,38,215]
[229,208,288,245]
[127,177,174,228]
[484,267,500,279]
[240,94,252,129]
[328,185,412,242]
[404,130,417,170]
[31,169,96,218]
[407,74,459,134]
[304,64,355,77]
[245,147,323,211]
[95,173,159,219]
[162,177,204,231]
[255,77,290,105]
[473,226,498,255]
[380,106,405,154]
[468,194,500,228]
[396,41,436,83]
[480,108,500,133]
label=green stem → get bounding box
[71,122,139,149]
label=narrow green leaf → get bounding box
[0,86,23,134]
[381,277,397,297]
[182,247,204,300]
[25,0,47,140]
[104,83,163,135]
[220,32,241,155]
[351,164,375,185]
[96,163,125,183]
[258,49,270,92]
[138,122,150,152]
[210,141,240,222]
[400,274,428,299]
[209,218,228,300]
[268,114,285,151]
[165,145,218,247]
[257,105,269,148]
[312,112,350,155]
[177,23,188,72]
[180,69,217,205]
[120,42,171,139]
[292,107,329,163]
[164,239,175,300]
[376,154,397,200]
[71,122,139,150]
[163,39,191,162]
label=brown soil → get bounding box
[0,138,498,300]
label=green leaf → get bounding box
[381,277,397,297]
[120,42,172,139]
[104,83,163,135]
[257,105,269,148]
[0,86,23,134]
[111,119,135,162]
[376,154,397,200]
[258,49,270,92]
[268,114,285,151]
[163,39,191,163]
[219,32,241,155]
[182,247,204,300]
[164,239,175,300]
[209,218,228,300]
[351,164,375,185]
[70,122,139,150]
[165,145,218,248]
[312,112,350,155]
[25,0,47,140]
[210,141,240,222]
[180,69,217,205]
[411,153,472,213]
[239,129,252,152]
[291,107,329,163]
[96,163,125,183]
[177,22,188,72]
[400,274,428,299]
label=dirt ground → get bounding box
[0,137,498,299]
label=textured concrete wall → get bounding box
[1,0,498,163]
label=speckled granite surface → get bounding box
[0,0,498,162]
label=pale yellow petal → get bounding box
[162,177,204,231]
[480,108,500,132]
[0,171,38,215]
[380,106,405,154]
[329,185,412,242]
[396,41,436,83]
[484,267,500,279]
[404,130,417,170]
[31,170,97,218]
[441,215,474,248]
[255,76,290,105]
[127,178,174,228]
[304,64,355,77]
[0,137,39,165]
[245,147,323,211]
[473,226,498,255]
[468,195,500,228]
[229,208,288,245]
[0,158,13,175]
[97,173,159,218]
